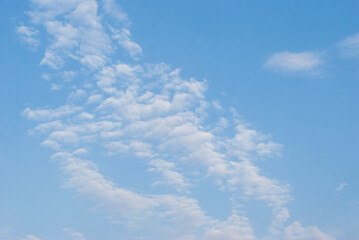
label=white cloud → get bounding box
[100,0,128,22]
[75,112,94,120]
[22,235,42,240]
[149,159,190,193]
[42,139,61,150]
[31,120,63,133]
[22,105,82,121]
[221,160,291,234]
[80,55,106,69]
[69,89,87,101]
[283,221,335,240]
[40,50,64,69]
[21,0,334,239]
[112,28,143,60]
[334,182,347,192]
[51,152,212,239]
[51,83,61,90]
[203,213,255,240]
[49,130,79,146]
[265,51,322,73]
[27,62,291,236]
[69,0,101,28]
[212,100,223,111]
[44,20,79,49]
[337,33,359,57]
[63,71,76,82]
[63,228,87,240]
[28,0,115,70]
[16,25,40,49]
[87,94,102,104]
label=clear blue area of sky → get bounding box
[0,1,358,239]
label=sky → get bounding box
[0,0,359,240]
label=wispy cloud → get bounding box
[149,159,191,193]
[0,227,11,240]
[21,235,42,240]
[22,105,82,121]
[335,182,347,192]
[265,51,322,74]
[111,27,143,60]
[16,25,40,50]
[63,228,87,240]
[337,33,359,58]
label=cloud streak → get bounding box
[265,51,322,74]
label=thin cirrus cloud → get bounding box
[337,33,359,58]
[335,182,347,192]
[264,51,322,74]
[17,0,334,239]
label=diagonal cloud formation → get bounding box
[20,0,334,239]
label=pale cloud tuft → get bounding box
[63,71,76,82]
[265,51,322,74]
[334,182,347,192]
[51,83,61,91]
[63,228,87,240]
[22,235,42,240]
[16,25,40,50]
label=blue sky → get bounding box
[1,0,358,239]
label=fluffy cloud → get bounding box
[283,221,335,240]
[26,0,132,70]
[265,51,322,74]
[24,59,291,238]
[20,0,334,239]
